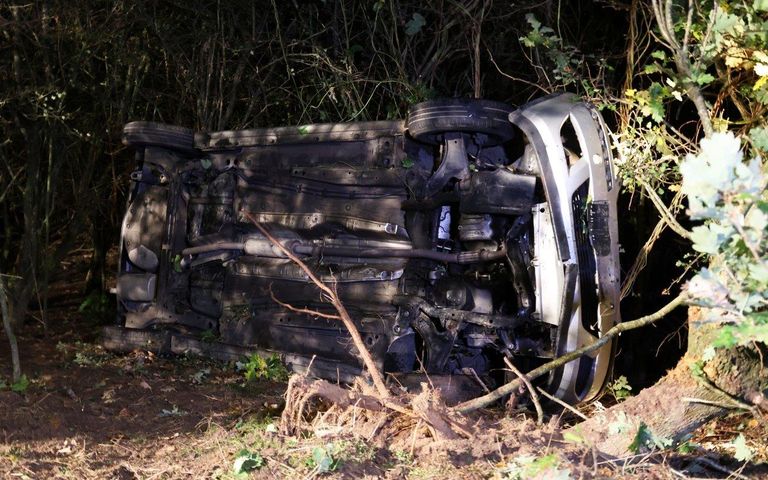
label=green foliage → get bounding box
[307,443,341,473]
[617,2,768,193]
[607,411,632,435]
[497,454,571,480]
[628,423,672,453]
[9,375,30,393]
[78,291,110,318]
[612,2,768,353]
[200,329,218,343]
[172,254,184,273]
[519,14,558,48]
[608,375,633,401]
[405,13,426,36]
[393,449,414,465]
[236,353,289,383]
[682,132,768,347]
[727,433,754,462]
[232,449,266,475]
[676,434,699,453]
[517,14,614,102]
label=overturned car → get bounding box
[105,93,620,405]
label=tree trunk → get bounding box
[12,122,43,328]
[0,276,21,382]
[569,308,767,456]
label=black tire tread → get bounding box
[122,121,196,154]
[406,98,514,145]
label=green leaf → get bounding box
[690,225,726,254]
[11,375,29,393]
[651,50,667,61]
[609,375,633,401]
[608,411,632,435]
[730,434,753,462]
[311,445,338,473]
[749,126,768,151]
[172,254,182,273]
[401,156,414,169]
[748,262,768,284]
[712,327,738,348]
[756,0,768,11]
[677,435,698,453]
[238,353,289,383]
[643,82,668,122]
[233,449,265,474]
[628,422,672,452]
[563,431,585,444]
[524,13,541,31]
[734,321,768,345]
[200,158,212,169]
[695,72,715,85]
[405,13,426,36]
[745,207,768,232]
[297,125,310,135]
[644,64,661,74]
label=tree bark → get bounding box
[568,308,767,456]
[0,276,21,382]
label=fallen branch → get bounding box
[536,387,588,421]
[640,181,692,240]
[244,213,390,398]
[455,293,688,413]
[268,285,342,321]
[503,356,543,425]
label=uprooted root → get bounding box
[280,375,474,443]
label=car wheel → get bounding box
[406,98,515,146]
[122,121,197,155]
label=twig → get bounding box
[268,285,342,321]
[464,367,491,394]
[536,387,589,420]
[694,456,750,480]
[681,397,750,411]
[502,356,544,425]
[456,293,688,413]
[487,49,551,95]
[694,374,757,413]
[641,181,692,240]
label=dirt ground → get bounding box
[1,285,767,478]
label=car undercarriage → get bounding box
[104,93,620,405]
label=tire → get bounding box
[122,121,197,155]
[406,98,515,146]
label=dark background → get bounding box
[0,0,687,389]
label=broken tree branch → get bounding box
[243,213,390,399]
[536,386,588,421]
[641,181,692,240]
[268,284,342,321]
[503,356,543,425]
[455,293,688,413]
